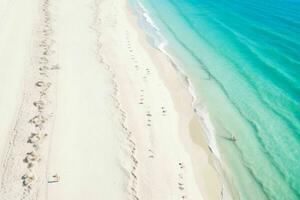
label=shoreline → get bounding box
[126,1,228,199]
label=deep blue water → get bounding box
[130,0,300,199]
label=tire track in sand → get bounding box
[0,0,59,199]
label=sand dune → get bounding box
[0,0,224,199]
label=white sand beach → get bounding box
[0,0,225,199]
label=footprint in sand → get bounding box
[27,132,48,144]
[177,162,187,198]
[145,68,151,75]
[28,115,47,128]
[23,151,41,164]
[161,106,167,116]
[35,81,45,87]
[148,149,155,158]
[33,100,45,111]
[21,171,36,188]
[138,90,144,104]
[146,111,152,127]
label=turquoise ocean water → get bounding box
[129,0,300,199]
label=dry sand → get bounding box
[0,0,227,199]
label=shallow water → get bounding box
[130,0,300,199]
